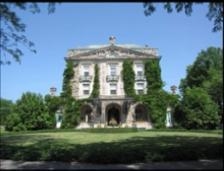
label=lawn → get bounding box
[0,128,223,163]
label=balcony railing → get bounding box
[106,75,119,82]
[135,75,146,81]
[79,75,92,82]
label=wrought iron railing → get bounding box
[79,75,92,82]
[135,75,146,81]
[106,75,119,82]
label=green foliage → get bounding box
[91,64,100,98]
[61,60,74,99]
[138,90,171,128]
[181,87,219,129]
[0,98,14,125]
[133,59,166,128]
[144,59,163,92]
[5,92,53,131]
[180,47,222,93]
[5,113,24,131]
[61,98,87,128]
[44,95,62,115]
[143,2,223,32]
[0,3,56,64]
[60,60,84,128]
[122,59,135,97]
[179,47,223,127]
[44,95,62,128]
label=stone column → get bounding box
[101,102,106,124]
[85,115,88,123]
[166,106,173,127]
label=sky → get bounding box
[1,3,222,102]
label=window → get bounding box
[83,84,90,88]
[137,83,144,89]
[136,83,144,95]
[83,83,90,95]
[136,63,144,76]
[110,90,116,94]
[83,90,90,95]
[109,64,117,76]
[137,71,143,76]
[137,90,144,95]
[110,83,117,95]
[84,72,89,76]
[82,64,90,76]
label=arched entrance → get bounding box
[106,103,121,126]
[135,104,148,121]
[80,104,93,123]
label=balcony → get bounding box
[135,75,146,81]
[106,75,119,82]
[79,75,92,82]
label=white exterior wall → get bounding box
[99,62,107,95]
[74,62,94,99]
[72,60,148,99]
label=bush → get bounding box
[5,92,54,131]
[5,113,21,131]
[181,87,219,129]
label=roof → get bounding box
[66,43,159,60]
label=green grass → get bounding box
[0,128,223,163]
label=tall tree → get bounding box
[143,2,223,32]
[178,47,223,127]
[179,47,223,103]
[0,2,56,64]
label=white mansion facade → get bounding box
[66,37,161,129]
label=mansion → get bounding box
[64,37,164,129]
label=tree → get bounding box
[180,47,222,91]
[143,2,223,32]
[181,87,219,129]
[179,47,223,124]
[44,94,62,115]
[0,2,56,64]
[0,98,14,125]
[5,92,53,131]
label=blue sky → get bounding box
[1,3,222,102]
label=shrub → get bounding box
[182,87,219,129]
[5,92,53,131]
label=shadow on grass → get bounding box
[1,134,223,164]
